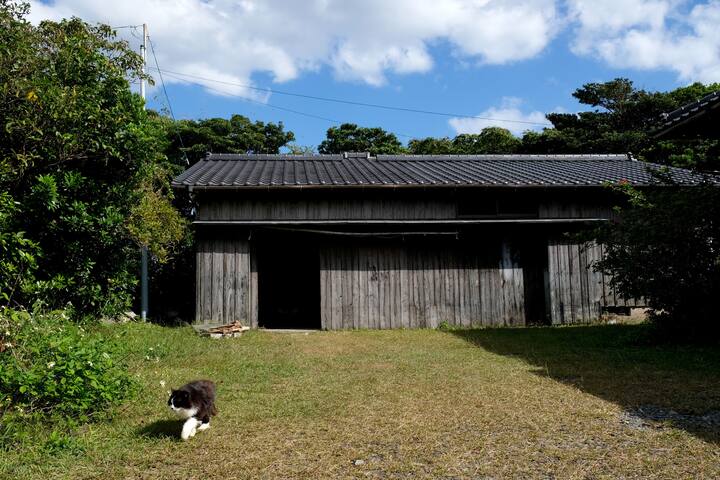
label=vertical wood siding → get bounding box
[198,198,457,221]
[195,238,257,326]
[195,236,640,329]
[319,242,525,329]
[547,241,644,324]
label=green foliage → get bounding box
[409,127,520,154]
[127,187,187,263]
[0,3,188,317]
[595,181,720,340]
[0,308,135,447]
[286,144,316,155]
[0,192,40,306]
[407,136,455,154]
[162,113,295,165]
[318,123,404,155]
[519,78,720,170]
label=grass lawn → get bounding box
[3,323,720,479]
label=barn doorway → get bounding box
[521,241,550,325]
[257,237,321,329]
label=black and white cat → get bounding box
[168,380,217,441]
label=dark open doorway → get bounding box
[521,240,551,325]
[257,235,321,329]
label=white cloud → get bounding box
[25,0,720,102]
[27,0,560,96]
[448,97,549,136]
[568,0,720,84]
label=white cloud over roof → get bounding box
[28,0,720,99]
[448,97,548,136]
[27,0,559,95]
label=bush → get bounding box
[0,4,188,319]
[595,180,720,341]
[0,308,136,430]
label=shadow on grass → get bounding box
[136,419,180,440]
[450,324,720,444]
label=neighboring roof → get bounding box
[172,153,711,189]
[654,91,720,139]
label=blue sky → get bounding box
[30,1,719,149]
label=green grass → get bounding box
[3,323,720,479]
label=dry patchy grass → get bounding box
[3,323,720,479]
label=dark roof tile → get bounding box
[172,153,713,189]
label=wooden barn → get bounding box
[172,152,705,330]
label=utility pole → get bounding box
[140,23,149,321]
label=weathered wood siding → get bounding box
[196,238,257,326]
[539,202,614,219]
[547,241,644,324]
[319,242,525,329]
[199,197,457,221]
[196,190,619,222]
[194,235,639,328]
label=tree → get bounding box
[407,137,455,154]
[408,128,520,155]
[519,78,720,170]
[318,123,404,155]
[452,128,520,154]
[0,2,186,317]
[162,114,295,165]
[595,181,720,340]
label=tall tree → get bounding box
[0,2,186,316]
[318,123,404,155]
[520,78,720,170]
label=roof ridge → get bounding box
[205,153,631,162]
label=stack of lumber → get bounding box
[204,321,250,338]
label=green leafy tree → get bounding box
[520,78,720,170]
[408,128,520,154]
[162,114,295,165]
[407,137,455,154]
[595,180,720,340]
[452,128,520,154]
[0,2,186,317]
[318,123,404,155]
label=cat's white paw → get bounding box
[197,422,210,432]
[180,418,199,440]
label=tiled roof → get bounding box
[654,91,720,138]
[172,153,711,189]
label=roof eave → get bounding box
[171,182,664,191]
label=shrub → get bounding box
[595,180,720,341]
[0,308,136,427]
[0,4,188,320]
[0,192,39,307]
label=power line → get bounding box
[146,34,189,164]
[159,70,415,139]
[147,67,552,127]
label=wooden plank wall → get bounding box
[319,242,525,329]
[199,197,616,222]
[547,241,644,325]
[539,202,614,219]
[199,198,457,221]
[196,238,257,326]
